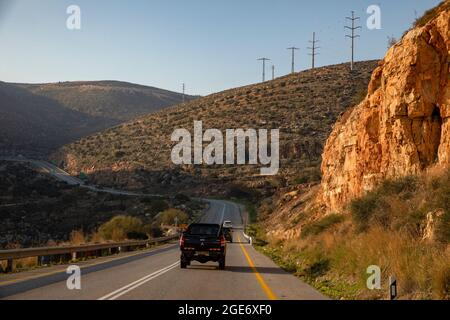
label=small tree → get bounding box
[98,215,145,241]
[387,35,397,49]
[158,209,189,226]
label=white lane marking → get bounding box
[98,261,179,300]
[220,202,226,223]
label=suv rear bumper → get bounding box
[181,250,225,263]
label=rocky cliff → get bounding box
[320,7,450,212]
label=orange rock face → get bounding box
[320,9,450,212]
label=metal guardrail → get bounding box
[0,235,179,273]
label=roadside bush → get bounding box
[70,230,87,245]
[158,209,189,226]
[294,167,322,184]
[126,231,148,240]
[98,215,144,241]
[301,214,345,238]
[114,150,126,158]
[227,185,254,199]
[435,211,450,244]
[140,198,170,213]
[145,225,164,238]
[350,176,419,231]
[174,193,191,204]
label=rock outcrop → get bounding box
[320,7,450,212]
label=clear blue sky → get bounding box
[0,0,441,95]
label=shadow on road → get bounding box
[0,244,178,299]
[185,265,288,275]
[225,266,288,275]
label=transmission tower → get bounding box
[307,32,320,70]
[182,83,186,104]
[257,58,270,82]
[345,11,361,71]
[287,47,299,73]
[272,65,275,80]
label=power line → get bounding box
[307,32,320,70]
[287,47,299,73]
[257,58,270,82]
[345,11,362,71]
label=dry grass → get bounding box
[263,224,449,299]
[70,230,87,245]
[413,1,450,28]
[258,168,450,300]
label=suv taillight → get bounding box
[220,235,226,247]
[179,234,185,247]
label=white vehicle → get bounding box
[223,221,233,229]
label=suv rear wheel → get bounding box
[219,257,226,270]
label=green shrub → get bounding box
[174,193,191,204]
[436,211,450,244]
[140,198,169,213]
[114,150,126,158]
[350,176,419,230]
[301,214,345,238]
[430,172,450,212]
[158,209,189,226]
[294,167,322,184]
[378,176,419,197]
[145,225,164,238]
[302,258,330,279]
[227,185,253,199]
[98,215,144,241]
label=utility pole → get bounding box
[182,83,185,104]
[307,32,320,70]
[287,47,299,73]
[257,58,270,82]
[272,65,275,80]
[345,11,361,71]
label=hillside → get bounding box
[255,2,450,300]
[0,82,105,155]
[0,160,204,249]
[0,81,195,155]
[56,61,378,195]
[18,81,197,122]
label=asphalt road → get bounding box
[0,200,327,300]
[0,157,157,197]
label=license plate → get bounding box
[197,251,209,256]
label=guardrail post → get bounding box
[6,259,14,273]
[38,256,51,266]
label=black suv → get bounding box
[179,223,227,270]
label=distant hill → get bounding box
[56,61,378,196]
[0,81,197,154]
[18,81,198,121]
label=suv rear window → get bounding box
[188,225,220,236]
